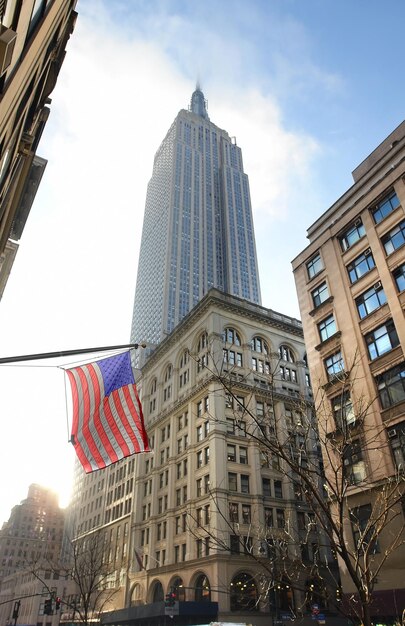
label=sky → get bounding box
[0,0,404,526]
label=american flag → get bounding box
[66,351,149,473]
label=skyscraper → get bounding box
[131,85,261,346]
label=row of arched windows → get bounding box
[131,572,320,612]
[148,328,305,403]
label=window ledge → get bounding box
[368,345,403,375]
[381,400,405,423]
[309,295,334,317]
[322,370,350,391]
[315,331,342,352]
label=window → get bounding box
[393,263,405,292]
[388,422,405,470]
[276,509,285,529]
[279,344,295,363]
[311,282,329,308]
[347,249,375,283]
[280,366,297,382]
[355,283,387,319]
[227,444,236,462]
[343,439,366,485]
[223,327,241,345]
[264,508,273,527]
[230,535,240,554]
[262,477,271,497]
[196,451,203,468]
[297,511,306,531]
[382,219,405,255]
[239,447,248,464]
[251,336,269,354]
[252,356,270,374]
[274,480,283,499]
[242,505,251,524]
[229,503,238,523]
[223,349,243,367]
[365,320,399,360]
[228,473,237,491]
[307,253,323,279]
[197,333,209,372]
[376,362,405,409]
[350,503,379,554]
[372,190,400,224]
[198,331,208,351]
[318,314,337,342]
[332,391,355,429]
[240,475,250,494]
[339,220,365,251]
[324,351,344,378]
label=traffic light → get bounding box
[44,599,53,615]
[55,597,61,611]
[165,592,176,607]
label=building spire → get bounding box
[190,82,209,120]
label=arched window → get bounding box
[171,577,185,601]
[130,583,143,606]
[251,336,269,354]
[179,350,190,388]
[198,331,208,352]
[223,327,241,346]
[230,572,258,611]
[149,378,157,414]
[164,364,173,382]
[279,345,295,363]
[163,364,172,402]
[251,336,271,375]
[179,349,189,369]
[195,574,211,602]
[152,581,164,602]
[197,332,209,373]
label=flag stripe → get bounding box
[87,363,119,466]
[67,351,149,473]
[77,366,106,469]
[67,369,94,473]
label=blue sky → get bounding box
[0,0,403,524]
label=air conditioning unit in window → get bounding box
[354,218,362,227]
[0,26,17,76]
[374,281,382,290]
[365,248,371,256]
[388,428,397,438]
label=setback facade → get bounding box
[130,87,261,348]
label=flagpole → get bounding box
[0,343,145,365]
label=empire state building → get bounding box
[131,86,261,346]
